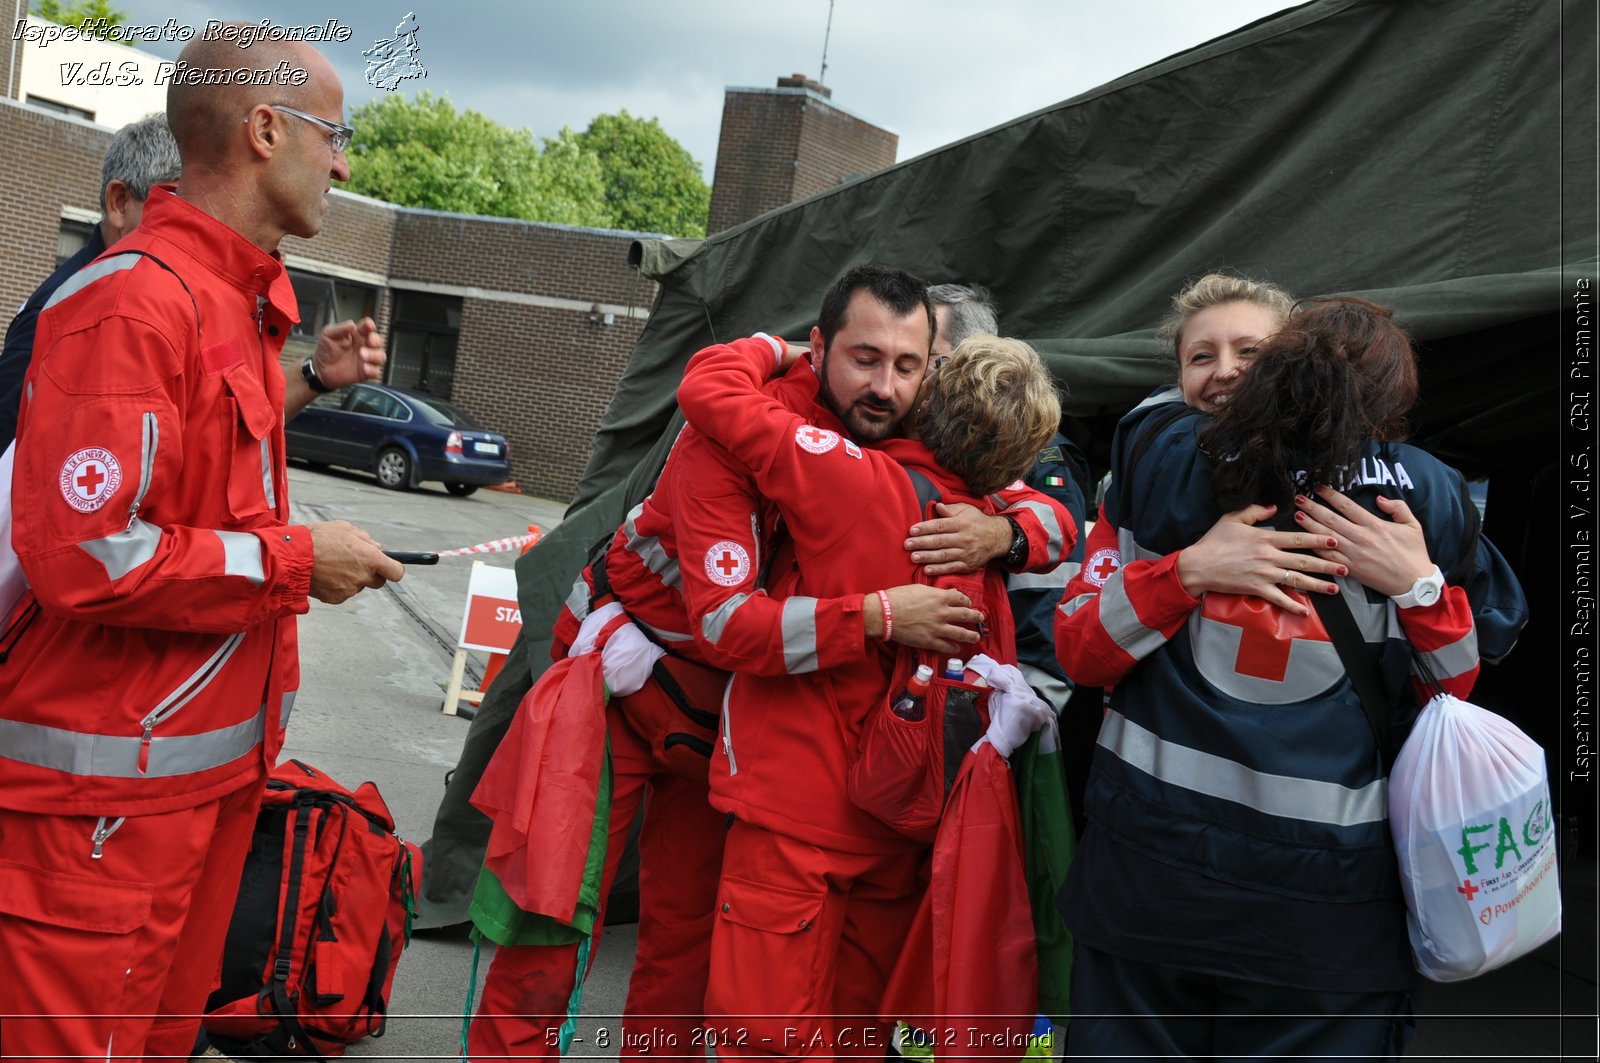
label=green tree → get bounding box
[32,0,132,43]
[345,93,610,226]
[574,110,710,237]
[343,95,708,235]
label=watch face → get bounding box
[1416,582,1441,606]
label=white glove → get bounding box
[966,654,1053,758]
[569,601,665,697]
[600,622,666,697]
[569,602,627,657]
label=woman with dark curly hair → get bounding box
[1058,297,1526,1061]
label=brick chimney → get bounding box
[707,73,897,234]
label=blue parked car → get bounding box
[285,383,511,496]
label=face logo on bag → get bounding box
[794,425,840,454]
[705,540,751,586]
[1084,548,1120,587]
[59,447,122,513]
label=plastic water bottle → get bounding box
[891,665,934,721]
[942,658,964,681]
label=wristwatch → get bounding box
[1002,516,1028,568]
[1391,565,1445,609]
[300,356,333,394]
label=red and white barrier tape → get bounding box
[437,526,542,557]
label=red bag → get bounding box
[847,566,1014,842]
[204,760,421,1059]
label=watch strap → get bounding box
[300,356,333,394]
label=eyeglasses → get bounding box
[269,105,353,153]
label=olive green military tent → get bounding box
[416,0,1596,926]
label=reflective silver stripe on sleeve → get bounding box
[259,437,276,509]
[215,530,266,585]
[1009,560,1078,592]
[1116,527,1164,565]
[1098,709,1388,826]
[1413,628,1479,681]
[623,503,681,591]
[753,331,784,367]
[1018,662,1071,713]
[0,703,268,779]
[1059,591,1098,619]
[565,573,591,625]
[41,253,144,311]
[1009,499,1065,563]
[1096,569,1169,659]
[280,691,297,729]
[781,596,820,674]
[78,518,161,580]
[702,592,752,645]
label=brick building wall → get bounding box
[708,74,897,233]
[708,91,806,234]
[385,211,655,498]
[0,100,106,314]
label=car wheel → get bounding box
[444,482,479,497]
[375,447,412,491]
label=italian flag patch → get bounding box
[1045,475,1065,487]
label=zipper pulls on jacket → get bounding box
[136,713,156,774]
[126,412,158,531]
[255,295,267,338]
[90,816,126,859]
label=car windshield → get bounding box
[408,393,484,430]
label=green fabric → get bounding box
[468,738,614,947]
[1012,729,1076,1026]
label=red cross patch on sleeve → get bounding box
[794,425,840,454]
[59,447,123,513]
[704,540,752,586]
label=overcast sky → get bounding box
[111,0,1299,176]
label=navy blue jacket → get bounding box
[0,226,107,449]
[1061,399,1527,991]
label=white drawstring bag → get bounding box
[1389,693,1561,981]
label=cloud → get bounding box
[108,0,1294,172]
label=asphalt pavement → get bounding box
[275,463,1597,1061]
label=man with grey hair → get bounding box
[909,282,1089,712]
[0,114,181,449]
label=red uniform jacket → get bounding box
[1,189,314,815]
[676,337,1077,852]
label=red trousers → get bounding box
[468,706,727,1060]
[0,781,262,1062]
[703,821,925,1060]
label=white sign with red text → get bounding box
[457,560,522,653]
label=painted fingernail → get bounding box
[1325,586,1339,594]
[1295,495,1308,504]
[1336,565,1348,576]
[1294,512,1306,522]
[1326,538,1338,548]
